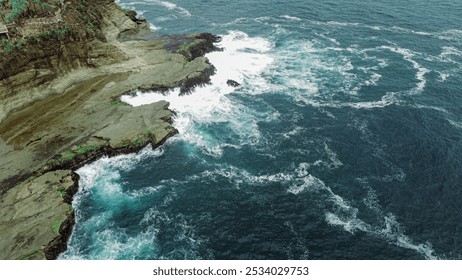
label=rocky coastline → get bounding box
[0,0,220,259]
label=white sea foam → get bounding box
[70,146,165,220]
[357,178,436,259]
[306,20,461,43]
[326,184,436,259]
[140,209,210,259]
[149,23,160,31]
[279,157,437,259]
[380,46,429,94]
[325,209,437,259]
[69,6,449,259]
[270,37,400,110]
[121,0,191,17]
[440,46,462,59]
[62,142,205,259]
[448,119,462,129]
[323,142,343,169]
[437,29,462,41]
[287,174,326,195]
[296,91,401,110]
[195,165,294,189]
[316,33,340,45]
[325,212,368,233]
[282,126,304,139]
[280,15,302,21]
[122,31,274,154]
[413,104,450,114]
[63,211,163,259]
[438,72,450,82]
[427,47,462,80]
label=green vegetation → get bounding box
[86,21,93,33]
[1,38,27,57]
[26,175,37,182]
[58,144,103,162]
[74,144,102,154]
[37,26,70,41]
[111,100,128,107]
[57,187,66,198]
[77,0,95,34]
[4,0,29,23]
[35,0,52,10]
[44,143,106,169]
[177,42,191,54]
[51,219,62,234]
[0,38,15,56]
[122,8,133,14]
[15,38,25,48]
[60,151,76,161]
[0,0,56,23]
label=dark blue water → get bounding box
[61,0,462,259]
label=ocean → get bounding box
[60,0,462,259]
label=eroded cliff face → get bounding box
[0,0,146,121]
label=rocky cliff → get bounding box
[0,0,220,259]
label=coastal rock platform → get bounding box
[0,0,219,259]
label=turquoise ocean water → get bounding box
[60,0,462,259]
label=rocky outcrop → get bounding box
[0,170,75,260]
[0,0,221,260]
[227,79,241,87]
[163,33,222,61]
[0,96,184,259]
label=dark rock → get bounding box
[184,33,222,61]
[162,33,222,62]
[44,211,75,260]
[123,9,138,22]
[179,63,216,95]
[227,79,241,87]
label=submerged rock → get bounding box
[227,79,241,87]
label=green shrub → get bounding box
[0,38,15,56]
[37,26,70,41]
[5,0,29,23]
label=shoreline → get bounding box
[45,126,178,259]
[0,1,220,259]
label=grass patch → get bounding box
[43,143,106,170]
[74,145,101,154]
[111,100,128,107]
[60,152,76,161]
[57,187,66,198]
[51,219,62,235]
